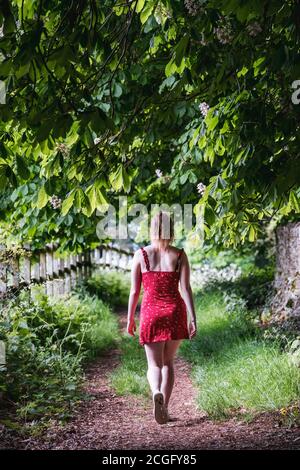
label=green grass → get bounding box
[108,332,149,400]
[180,288,300,419]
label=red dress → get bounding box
[139,247,190,346]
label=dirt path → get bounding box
[2,309,300,450]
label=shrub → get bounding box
[0,286,120,421]
[83,270,131,307]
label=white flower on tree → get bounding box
[50,195,62,209]
[184,0,204,16]
[246,21,262,37]
[155,168,163,178]
[56,143,70,158]
[199,102,210,117]
[197,182,206,195]
[214,17,233,44]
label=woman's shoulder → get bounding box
[136,244,185,255]
[134,245,150,258]
[169,245,185,254]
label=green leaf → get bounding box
[109,165,131,193]
[203,145,215,165]
[180,173,189,185]
[165,56,177,77]
[237,66,248,78]
[140,2,154,24]
[95,186,108,205]
[206,115,219,132]
[220,120,229,134]
[235,148,246,164]
[0,163,10,190]
[61,190,75,216]
[86,185,97,213]
[15,62,31,79]
[248,225,256,242]
[174,34,189,67]
[159,75,176,94]
[198,135,206,149]
[214,137,225,156]
[205,205,216,225]
[122,166,131,193]
[136,0,145,13]
[113,83,122,98]
[16,156,30,180]
[36,185,49,209]
[74,187,84,209]
[289,190,300,212]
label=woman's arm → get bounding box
[127,250,142,336]
[179,250,197,337]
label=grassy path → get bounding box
[5,307,300,450]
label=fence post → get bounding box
[12,255,20,290]
[83,252,88,278]
[106,248,112,271]
[58,257,65,295]
[76,253,83,282]
[39,250,47,294]
[127,252,131,270]
[101,245,107,269]
[46,243,54,296]
[122,252,127,270]
[70,254,77,288]
[23,243,31,286]
[52,250,59,296]
[0,244,7,298]
[94,246,101,266]
[31,251,40,284]
[86,251,92,277]
[64,255,71,294]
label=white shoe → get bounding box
[152,391,168,424]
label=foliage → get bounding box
[190,248,275,312]
[219,264,276,311]
[0,287,120,421]
[83,269,131,307]
[0,1,299,248]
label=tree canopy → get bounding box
[0,0,300,250]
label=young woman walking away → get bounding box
[126,211,197,425]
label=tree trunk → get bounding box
[270,221,300,324]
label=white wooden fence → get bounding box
[0,243,133,299]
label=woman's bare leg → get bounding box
[144,342,165,394]
[161,340,182,408]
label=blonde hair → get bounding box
[150,211,174,248]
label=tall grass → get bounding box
[0,286,120,422]
[108,333,149,399]
[180,288,300,419]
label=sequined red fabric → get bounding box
[139,247,190,346]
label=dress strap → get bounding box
[140,247,150,271]
[175,248,184,272]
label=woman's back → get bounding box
[138,244,188,346]
[140,244,183,273]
